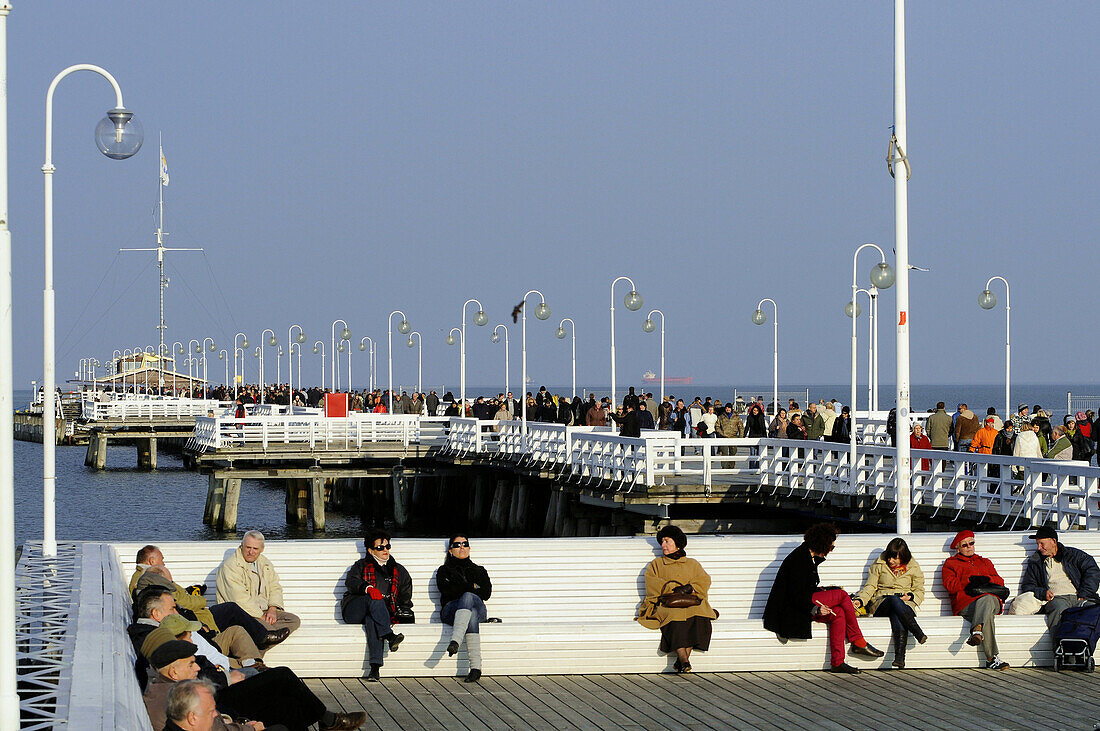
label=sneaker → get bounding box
[986,656,1010,670]
[828,663,861,674]
[967,629,984,647]
[849,643,885,659]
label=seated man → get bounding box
[1010,525,1100,640]
[216,531,301,638]
[340,529,413,682]
[130,545,289,652]
[143,639,364,731]
[941,530,1010,670]
[163,679,222,731]
[130,587,265,689]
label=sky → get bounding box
[4,2,1098,393]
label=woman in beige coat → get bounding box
[853,537,927,669]
[636,525,718,673]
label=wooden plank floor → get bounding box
[305,669,1100,731]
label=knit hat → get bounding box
[950,530,975,550]
[149,640,198,670]
[985,416,995,424]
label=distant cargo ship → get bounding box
[642,370,693,385]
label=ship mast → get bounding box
[121,133,201,386]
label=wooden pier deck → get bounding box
[304,669,1100,731]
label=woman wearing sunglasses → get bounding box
[434,534,493,683]
[341,529,414,682]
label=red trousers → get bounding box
[812,588,865,667]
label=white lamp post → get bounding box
[218,349,228,386]
[233,332,249,398]
[642,309,666,405]
[446,328,462,404]
[406,332,422,394]
[491,324,509,405]
[330,319,349,391]
[276,346,283,388]
[312,340,326,391]
[387,310,411,412]
[609,276,643,409]
[291,343,302,391]
[849,244,895,494]
[556,318,576,399]
[890,0,914,534]
[358,336,375,393]
[260,329,277,404]
[979,276,1011,420]
[751,299,778,416]
[40,65,142,557]
[287,323,305,392]
[201,337,215,389]
[170,341,183,392]
[0,8,15,722]
[846,289,874,412]
[519,290,550,436]
[461,299,488,411]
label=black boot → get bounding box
[900,608,927,644]
[892,628,908,669]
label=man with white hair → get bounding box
[216,531,301,640]
[164,679,221,731]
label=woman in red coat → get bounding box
[910,423,932,472]
[940,530,1010,670]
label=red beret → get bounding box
[951,530,975,550]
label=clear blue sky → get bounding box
[5,2,1098,391]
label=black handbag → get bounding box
[657,581,702,609]
[393,606,416,624]
[966,578,1010,601]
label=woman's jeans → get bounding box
[342,596,392,666]
[812,588,865,667]
[441,592,487,669]
[873,594,916,634]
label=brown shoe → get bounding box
[321,711,367,730]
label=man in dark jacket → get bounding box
[611,403,641,438]
[339,530,413,682]
[927,402,953,450]
[1014,526,1100,638]
[989,421,1016,480]
[803,403,826,441]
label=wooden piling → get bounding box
[311,476,326,531]
[222,478,242,532]
[203,475,221,525]
[296,479,309,524]
[87,432,108,471]
[472,475,490,529]
[285,479,299,523]
[488,479,512,534]
[137,437,157,471]
[393,470,410,529]
[508,482,529,534]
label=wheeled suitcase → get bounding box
[1053,601,1100,672]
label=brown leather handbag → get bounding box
[657,581,702,609]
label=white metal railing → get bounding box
[82,396,231,421]
[187,414,451,453]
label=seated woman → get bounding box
[340,530,413,682]
[763,522,884,674]
[434,534,493,683]
[853,537,927,669]
[636,525,718,673]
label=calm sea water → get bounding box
[11,384,1098,548]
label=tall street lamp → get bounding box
[845,289,874,412]
[170,341,183,392]
[41,65,142,557]
[406,331,422,394]
[358,336,375,393]
[491,324,509,405]
[642,309,666,405]
[849,243,895,495]
[218,349,228,386]
[979,275,1011,420]
[519,290,550,436]
[260,329,277,404]
[201,337,215,388]
[446,328,462,404]
[610,276,643,409]
[387,310,411,412]
[751,299,778,416]
[287,324,305,392]
[233,332,249,398]
[556,318,577,399]
[312,340,326,391]
[330,319,350,391]
[461,298,488,411]
[291,343,302,391]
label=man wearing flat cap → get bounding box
[941,530,1010,670]
[1010,525,1100,640]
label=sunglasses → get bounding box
[958,541,975,548]
[370,543,392,551]
[450,541,470,548]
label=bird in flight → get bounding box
[511,301,524,323]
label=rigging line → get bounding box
[199,249,241,338]
[57,258,157,364]
[55,250,125,349]
[163,260,232,346]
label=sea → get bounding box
[10,383,1099,549]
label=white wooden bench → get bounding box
[110,531,1100,677]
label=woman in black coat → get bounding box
[762,523,882,674]
[745,403,768,438]
[435,534,493,683]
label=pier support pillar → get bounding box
[204,475,225,526]
[85,432,108,471]
[393,469,410,529]
[297,479,310,524]
[222,478,242,532]
[471,474,489,526]
[285,480,299,523]
[508,482,528,534]
[488,479,512,535]
[311,476,326,531]
[137,437,157,471]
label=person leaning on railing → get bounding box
[853,537,927,670]
[636,525,718,673]
[763,522,884,674]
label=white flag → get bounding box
[160,146,169,186]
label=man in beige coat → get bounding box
[216,531,301,638]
